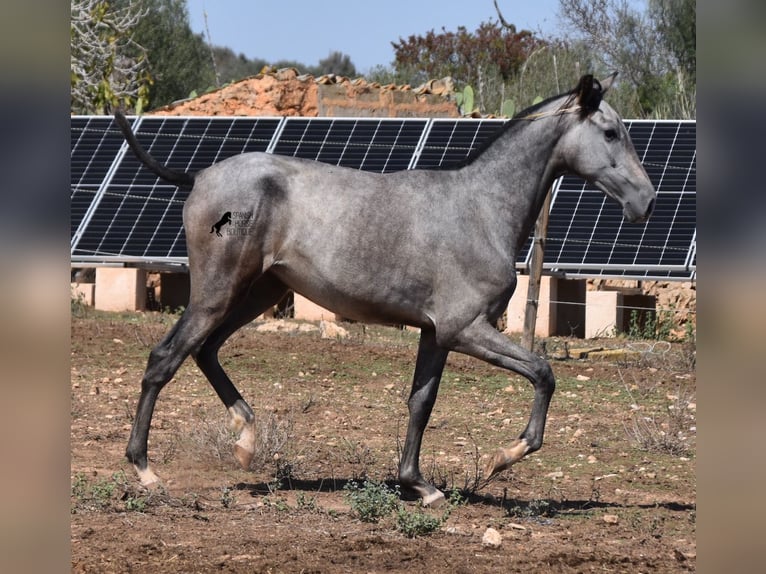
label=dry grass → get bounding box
[184,408,293,469]
[624,387,696,457]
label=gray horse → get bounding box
[115,73,654,506]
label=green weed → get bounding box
[71,470,150,513]
[344,480,463,537]
[343,480,400,523]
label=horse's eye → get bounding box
[605,129,618,141]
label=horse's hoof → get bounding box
[134,465,160,488]
[234,444,254,470]
[421,489,446,508]
[485,438,529,478]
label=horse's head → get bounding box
[557,73,656,223]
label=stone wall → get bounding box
[151,68,458,119]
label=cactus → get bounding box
[455,85,476,116]
[501,99,516,118]
[462,85,475,115]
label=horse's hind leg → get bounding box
[126,300,236,486]
[192,273,289,470]
[450,319,556,478]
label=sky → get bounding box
[185,0,565,75]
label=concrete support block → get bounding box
[293,294,335,321]
[70,283,95,306]
[95,267,147,312]
[505,276,556,337]
[585,290,623,339]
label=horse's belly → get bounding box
[271,264,433,328]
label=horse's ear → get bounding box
[574,74,603,116]
[599,71,618,95]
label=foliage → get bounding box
[343,480,400,523]
[650,0,696,83]
[130,0,216,109]
[71,471,149,512]
[391,20,541,90]
[395,506,444,537]
[627,306,695,342]
[70,0,152,114]
[344,480,463,537]
[557,0,695,118]
[315,51,357,77]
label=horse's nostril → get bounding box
[646,198,656,217]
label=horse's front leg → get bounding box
[399,328,449,506]
[450,318,556,478]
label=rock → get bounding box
[603,514,619,524]
[319,320,349,339]
[481,527,502,547]
[255,319,319,334]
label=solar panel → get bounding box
[72,116,282,262]
[270,117,428,173]
[70,116,696,282]
[541,120,696,280]
[70,116,127,244]
[413,118,505,169]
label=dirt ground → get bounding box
[70,311,696,573]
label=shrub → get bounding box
[343,480,400,523]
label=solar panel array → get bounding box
[70,116,696,280]
[545,121,696,280]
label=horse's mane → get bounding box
[424,87,578,171]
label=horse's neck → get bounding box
[461,117,565,251]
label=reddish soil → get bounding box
[71,311,696,572]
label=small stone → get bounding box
[482,527,502,547]
[603,514,619,524]
[319,320,349,339]
[576,374,590,381]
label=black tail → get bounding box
[114,110,195,188]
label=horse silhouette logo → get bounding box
[210,212,232,237]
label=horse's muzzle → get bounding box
[626,196,655,224]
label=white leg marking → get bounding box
[229,405,256,469]
[134,464,160,487]
[227,406,247,434]
[485,438,530,478]
[422,489,446,508]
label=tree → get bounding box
[557,0,695,117]
[391,20,541,90]
[650,0,695,83]
[130,0,216,109]
[70,0,151,114]
[314,51,357,77]
[210,47,268,84]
